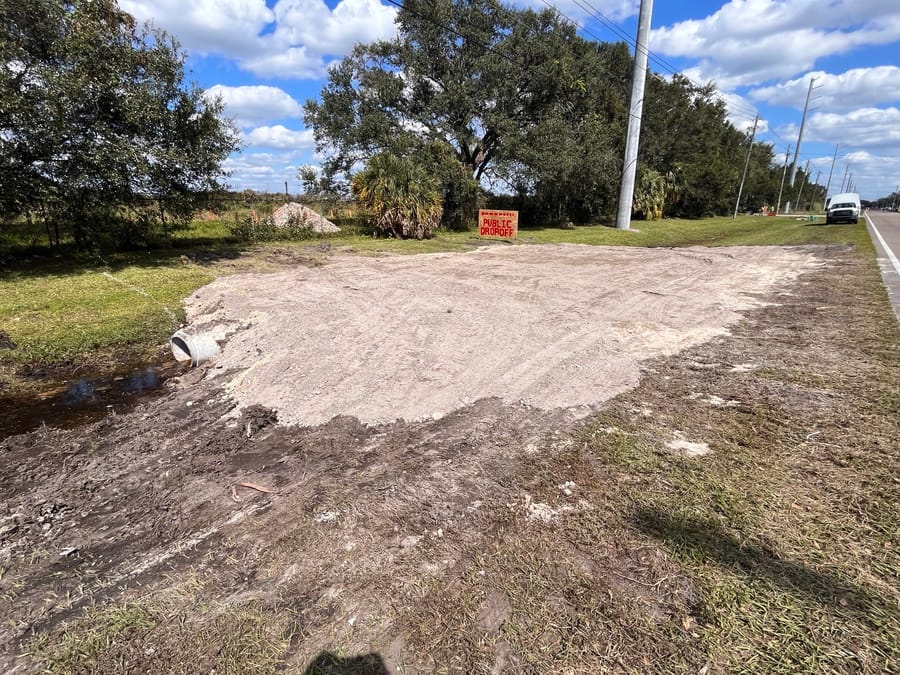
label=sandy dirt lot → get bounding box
[185,244,820,426]
[3,242,894,674]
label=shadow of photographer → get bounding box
[303,650,389,675]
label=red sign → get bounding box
[479,209,518,239]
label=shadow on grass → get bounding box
[303,651,389,675]
[631,507,893,625]
[0,236,251,279]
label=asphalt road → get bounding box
[865,209,900,320]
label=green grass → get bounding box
[288,214,870,254]
[517,215,871,248]
[31,599,297,675]
[0,259,213,365]
[33,603,159,673]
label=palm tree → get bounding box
[634,167,667,220]
[351,153,443,239]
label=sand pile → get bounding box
[180,244,821,427]
[270,202,340,233]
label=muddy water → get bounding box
[0,359,189,439]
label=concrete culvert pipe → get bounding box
[170,330,220,367]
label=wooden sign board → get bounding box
[478,209,518,239]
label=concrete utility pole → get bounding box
[809,170,821,210]
[840,164,850,193]
[789,77,819,189]
[776,144,792,215]
[733,114,760,220]
[824,144,839,196]
[615,0,654,231]
[795,159,810,211]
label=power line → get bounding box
[541,0,771,132]
[381,0,783,180]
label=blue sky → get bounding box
[119,0,900,201]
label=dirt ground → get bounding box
[0,243,896,673]
[184,244,820,426]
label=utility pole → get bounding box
[775,144,791,215]
[824,144,839,196]
[615,0,654,230]
[809,170,821,210]
[795,159,810,211]
[733,114,760,219]
[789,77,819,188]
[840,164,850,193]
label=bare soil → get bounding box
[1,243,896,674]
[185,244,820,426]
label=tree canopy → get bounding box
[306,0,811,226]
[0,0,239,249]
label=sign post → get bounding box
[478,209,518,240]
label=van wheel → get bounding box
[852,218,858,224]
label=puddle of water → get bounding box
[0,360,188,440]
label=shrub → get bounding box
[351,153,443,240]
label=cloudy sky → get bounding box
[120,0,900,201]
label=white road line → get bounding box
[865,213,900,275]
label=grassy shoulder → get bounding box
[0,214,873,389]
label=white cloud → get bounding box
[750,67,900,111]
[206,85,303,128]
[223,151,310,191]
[778,107,900,150]
[777,108,900,198]
[713,90,772,133]
[121,0,398,80]
[244,124,315,150]
[121,0,273,57]
[651,0,900,88]
[266,0,397,58]
[833,152,900,198]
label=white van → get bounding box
[825,192,861,224]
